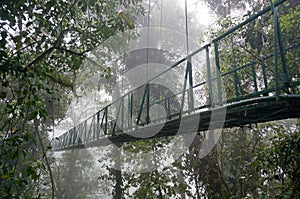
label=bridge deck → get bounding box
[53,95,300,151]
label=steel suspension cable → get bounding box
[146,0,151,81]
[185,0,189,56]
[159,0,163,41]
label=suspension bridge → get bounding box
[51,0,300,151]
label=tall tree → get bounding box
[0,0,144,197]
[256,120,300,198]
[53,149,101,199]
[204,0,252,17]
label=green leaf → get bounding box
[0,175,10,179]
[0,91,6,99]
[28,111,38,120]
[16,41,22,50]
[39,109,48,118]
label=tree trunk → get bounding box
[194,173,201,199]
[177,165,186,199]
[113,143,123,199]
[113,168,123,199]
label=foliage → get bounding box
[52,149,102,199]
[0,132,44,198]
[0,0,143,197]
[203,0,252,17]
[171,134,220,198]
[255,121,300,198]
[216,127,262,198]
[122,138,180,198]
[279,3,300,85]
[97,137,181,198]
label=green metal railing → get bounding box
[51,0,300,150]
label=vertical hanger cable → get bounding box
[146,0,151,82]
[185,0,189,56]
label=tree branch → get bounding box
[44,72,73,89]
[237,41,261,62]
[9,41,39,59]
[27,47,55,68]
[53,46,87,56]
[58,0,80,30]
[85,56,107,72]
[68,27,99,44]
[27,46,87,69]
[34,119,55,199]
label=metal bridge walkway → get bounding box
[51,0,300,151]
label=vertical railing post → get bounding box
[261,58,269,91]
[63,134,67,148]
[137,84,149,125]
[78,125,82,144]
[84,121,87,143]
[105,106,108,135]
[129,94,133,130]
[79,124,83,143]
[233,71,240,97]
[187,57,194,111]
[121,97,124,130]
[93,116,96,141]
[251,61,258,93]
[113,97,123,135]
[59,136,62,149]
[271,1,280,101]
[127,94,130,131]
[167,98,171,119]
[67,133,70,147]
[86,121,89,142]
[78,126,81,145]
[70,132,73,146]
[274,4,289,86]
[61,135,64,148]
[58,138,61,149]
[61,135,65,148]
[74,128,79,145]
[67,132,70,147]
[100,109,104,136]
[64,134,68,148]
[205,44,214,107]
[146,83,150,124]
[213,41,223,104]
[96,111,100,140]
[180,59,189,118]
[73,128,77,146]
